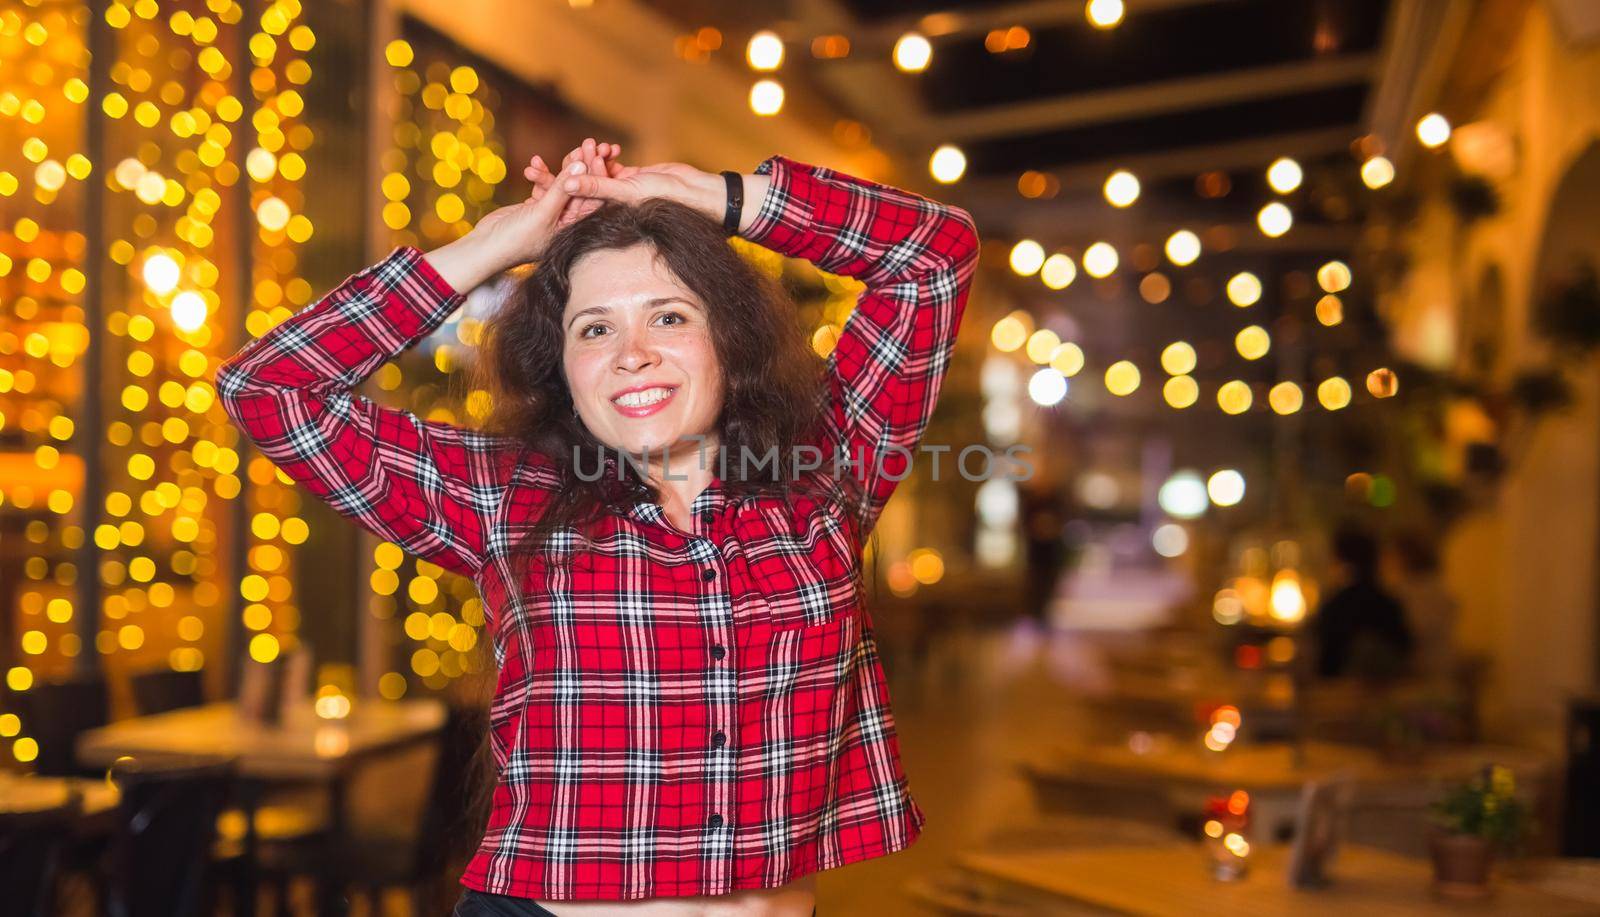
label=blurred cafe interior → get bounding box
[4,0,1600,914]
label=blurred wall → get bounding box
[1387,0,1600,746]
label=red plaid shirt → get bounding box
[217,154,979,900]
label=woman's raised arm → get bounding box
[216,156,594,579]
[739,155,981,537]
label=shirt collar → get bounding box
[620,459,729,527]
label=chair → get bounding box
[271,702,490,913]
[105,754,236,917]
[0,800,79,917]
[14,672,108,777]
[130,667,205,717]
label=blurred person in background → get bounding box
[1383,530,1459,679]
[1310,526,1415,680]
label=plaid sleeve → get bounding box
[216,246,520,580]
[742,155,981,537]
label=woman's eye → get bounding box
[656,311,685,326]
[580,324,608,338]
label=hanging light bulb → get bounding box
[749,79,784,115]
[929,144,966,183]
[746,30,784,71]
[893,32,932,72]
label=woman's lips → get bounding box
[610,386,678,418]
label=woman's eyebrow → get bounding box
[566,304,609,330]
[565,297,699,330]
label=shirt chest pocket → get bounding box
[742,512,862,631]
[751,570,860,630]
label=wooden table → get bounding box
[1026,739,1550,793]
[76,699,446,779]
[1021,739,1553,841]
[956,842,1599,916]
[76,699,446,917]
[0,773,120,816]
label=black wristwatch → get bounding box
[720,170,743,235]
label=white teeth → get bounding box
[614,387,674,408]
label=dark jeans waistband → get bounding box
[453,889,818,916]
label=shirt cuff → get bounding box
[740,155,817,250]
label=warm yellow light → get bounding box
[749,79,784,115]
[1316,294,1344,326]
[1207,470,1245,507]
[1086,0,1125,28]
[929,144,966,183]
[1318,376,1352,410]
[1269,381,1303,414]
[1040,253,1077,289]
[1025,329,1060,364]
[1416,112,1451,148]
[990,313,1029,352]
[1160,342,1196,375]
[1361,155,1395,189]
[909,547,945,584]
[747,30,784,70]
[1105,360,1140,396]
[1270,570,1306,622]
[246,147,277,182]
[142,253,181,294]
[256,196,290,230]
[1267,156,1302,193]
[384,39,414,67]
[1083,241,1118,277]
[1163,375,1198,408]
[893,32,932,72]
[449,66,479,94]
[250,633,281,663]
[1165,229,1200,266]
[135,170,167,204]
[1257,201,1292,237]
[1104,169,1139,207]
[1317,260,1351,293]
[811,324,840,358]
[35,160,66,191]
[1226,271,1261,307]
[171,291,208,332]
[1217,380,1252,414]
[1032,370,1069,408]
[1366,367,1398,397]
[1009,239,1045,276]
[1050,342,1085,377]
[1235,325,1270,360]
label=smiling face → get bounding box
[562,243,724,462]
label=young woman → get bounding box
[217,138,979,915]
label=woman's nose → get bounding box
[613,332,658,372]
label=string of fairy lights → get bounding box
[647,0,1462,417]
[0,0,327,765]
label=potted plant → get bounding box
[1427,764,1531,898]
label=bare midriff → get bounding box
[534,873,816,916]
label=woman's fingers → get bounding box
[561,170,634,202]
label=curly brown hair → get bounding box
[470,194,869,570]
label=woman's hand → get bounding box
[423,157,592,293]
[522,138,626,229]
[528,142,771,232]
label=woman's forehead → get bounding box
[565,246,700,311]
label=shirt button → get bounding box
[701,568,717,582]
[708,813,724,829]
[710,644,726,660]
[712,730,726,748]
[700,511,715,525]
